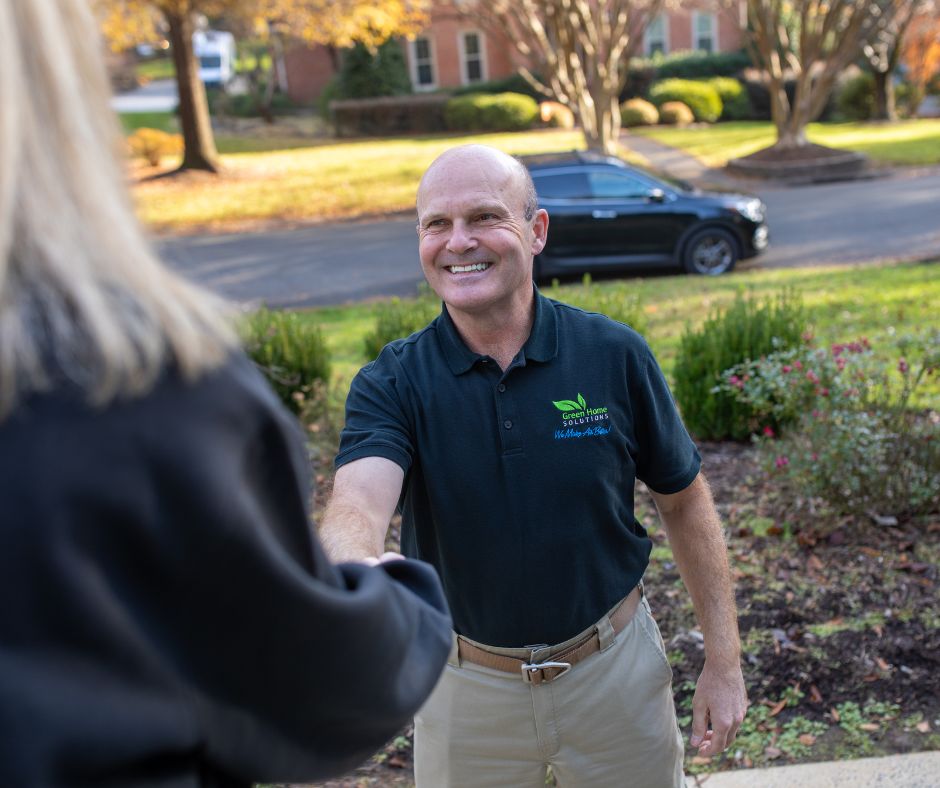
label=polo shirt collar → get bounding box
[436,286,559,376]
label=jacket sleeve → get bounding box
[135,357,452,782]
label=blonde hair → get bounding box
[0,0,236,419]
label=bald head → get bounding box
[417,145,538,223]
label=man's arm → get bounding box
[319,457,405,563]
[649,472,748,757]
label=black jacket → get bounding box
[0,354,451,786]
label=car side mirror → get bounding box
[648,188,666,203]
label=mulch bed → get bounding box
[295,441,938,787]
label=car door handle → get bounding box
[591,210,618,219]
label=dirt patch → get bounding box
[294,441,938,786]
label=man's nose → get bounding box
[445,221,477,254]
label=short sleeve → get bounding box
[630,344,701,494]
[336,353,415,473]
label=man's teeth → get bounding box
[449,263,490,273]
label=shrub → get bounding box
[363,296,439,360]
[444,92,539,131]
[337,40,412,100]
[453,73,550,101]
[721,333,940,520]
[836,72,876,120]
[658,101,694,126]
[545,275,648,335]
[127,127,182,166]
[242,308,331,414]
[331,94,449,136]
[208,88,298,118]
[707,76,751,120]
[620,97,660,127]
[540,101,575,128]
[649,78,722,122]
[672,291,809,440]
[646,49,753,80]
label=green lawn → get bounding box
[119,111,178,134]
[631,119,940,167]
[301,261,940,398]
[132,129,587,232]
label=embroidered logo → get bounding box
[551,392,611,439]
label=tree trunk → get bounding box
[165,10,220,173]
[872,70,897,121]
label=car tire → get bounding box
[682,227,739,275]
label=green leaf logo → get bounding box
[553,393,587,413]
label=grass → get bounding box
[301,261,940,392]
[631,119,940,167]
[119,111,177,134]
[131,129,586,233]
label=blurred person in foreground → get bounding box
[0,1,451,785]
[320,144,748,786]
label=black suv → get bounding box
[521,151,769,278]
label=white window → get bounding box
[459,31,487,85]
[410,37,436,91]
[644,15,668,57]
[693,12,717,53]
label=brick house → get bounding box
[284,1,748,104]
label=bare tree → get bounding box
[746,0,899,150]
[862,0,931,121]
[483,0,665,154]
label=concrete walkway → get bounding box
[687,751,940,787]
[622,132,751,191]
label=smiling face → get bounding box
[416,146,547,321]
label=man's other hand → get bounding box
[690,658,748,756]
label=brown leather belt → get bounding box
[456,586,642,686]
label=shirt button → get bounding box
[503,419,513,429]
[497,383,506,393]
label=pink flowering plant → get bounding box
[718,332,940,520]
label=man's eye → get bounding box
[476,213,498,222]
[425,219,446,228]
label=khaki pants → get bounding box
[414,596,685,787]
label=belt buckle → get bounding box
[520,660,572,685]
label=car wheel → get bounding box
[682,227,739,275]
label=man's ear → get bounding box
[531,208,549,254]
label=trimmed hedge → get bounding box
[453,73,549,101]
[331,94,449,136]
[444,92,539,131]
[659,101,694,125]
[649,78,722,123]
[622,49,752,100]
[620,97,659,127]
[707,77,751,120]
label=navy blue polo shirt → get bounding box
[336,290,700,647]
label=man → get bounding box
[320,145,747,786]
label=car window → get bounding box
[531,172,591,200]
[587,171,652,199]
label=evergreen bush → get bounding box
[338,40,412,99]
[649,79,722,122]
[444,92,539,131]
[243,308,331,414]
[836,72,876,120]
[620,97,660,127]
[363,296,439,360]
[453,73,549,101]
[707,76,751,120]
[672,291,808,440]
[659,101,695,125]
